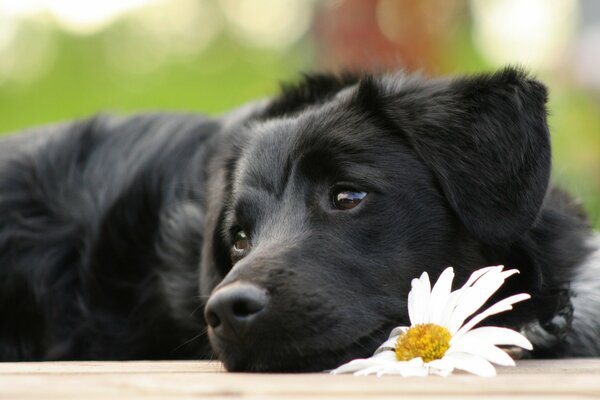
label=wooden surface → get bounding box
[1,359,599,399]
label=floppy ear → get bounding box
[372,67,551,244]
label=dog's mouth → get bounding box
[212,323,394,372]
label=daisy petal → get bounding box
[459,265,504,289]
[408,278,420,325]
[330,360,373,375]
[388,326,409,338]
[372,365,429,377]
[419,272,432,323]
[395,365,429,377]
[428,267,455,324]
[429,368,453,377]
[330,351,397,375]
[374,335,401,354]
[454,293,531,339]
[457,326,533,350]
[439,266,503,329]
[375,358,428,377]
[354,366,388,376]
[447,268,520,333]
[447,341,515,366]
[438,290,463,329]
[442,352,497,377]
[426,358,455,376]
[350,357,426,377]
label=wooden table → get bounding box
[1,359,599,399]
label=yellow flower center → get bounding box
[395,323,452,363]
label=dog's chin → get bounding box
[212,330,388,373]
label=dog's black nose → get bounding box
[205,283,268,339]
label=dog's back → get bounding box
[0,114,221,360]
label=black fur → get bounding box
[0,67,597,370]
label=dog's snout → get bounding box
[205,283,268,338]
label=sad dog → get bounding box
[0,67,598,371]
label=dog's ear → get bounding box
[366,67,551,244]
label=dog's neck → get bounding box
[522,232,600,356]
[522,228,600,356]
[520,289,574,353]
[567,233,600,354]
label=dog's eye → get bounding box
[332,189,367,210]
[233,230,250,252]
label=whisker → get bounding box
[171,328,208,354]
[190,301,206,317]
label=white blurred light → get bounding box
[0,0,46,17]
[0,17,56,85]
[0,17,16,84]
[574,26,600,90]
[219,0,313,49]
[46,0,152,34]
[0,0,157,35]
[103,0,222,76]
[0,17,17,52]
[48,0,157,35]
[134,0,222,57]
[470,0,578,69]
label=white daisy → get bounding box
[330,265,533,377]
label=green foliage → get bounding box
[0,33,313,134]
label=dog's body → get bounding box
[0,68,598,371]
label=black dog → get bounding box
[0,67,598,371]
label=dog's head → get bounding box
[200,68,551,371]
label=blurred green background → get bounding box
[0,0,598,228]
